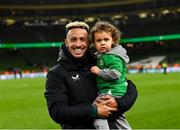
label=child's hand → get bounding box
[91,66,100,75]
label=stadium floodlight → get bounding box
[0,33,180,49]
[0,42,64,48]
[120,33,180,43]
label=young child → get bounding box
[90,21,130,129]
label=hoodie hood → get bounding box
[106,45,129,63]
[57,46,64,62]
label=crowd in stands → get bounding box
[127,62,180,74]
[1,59,180,80]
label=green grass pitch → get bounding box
[0,72,180,129]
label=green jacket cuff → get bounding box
[91,105,98,118]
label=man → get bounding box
[44,21,138,129]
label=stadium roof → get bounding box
[0,0,179,21]
[0,0,179,42]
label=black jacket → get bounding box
[44,45,138,129]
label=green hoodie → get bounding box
[96,45,129,96]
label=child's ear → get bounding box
[112,38,118,45]
[112,37,117,43]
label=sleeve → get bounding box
[99,68,120,81]
[44,69,95,124]
[114,79,138,114]
[99,55,123,81]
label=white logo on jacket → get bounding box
[72,74,80,81]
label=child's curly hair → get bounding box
[90,21,121,47]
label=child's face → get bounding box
[94,31,114,53]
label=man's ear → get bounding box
[64,39,68,47]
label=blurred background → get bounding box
[0,0,180,129]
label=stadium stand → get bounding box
[0,0,180,78]
[127,56,166,68]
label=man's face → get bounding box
[65,28,89,58]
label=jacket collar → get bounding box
[57,45,95,71]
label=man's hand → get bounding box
[95,103,112,118]
[93,95,118,118]
[91,66,100,75]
